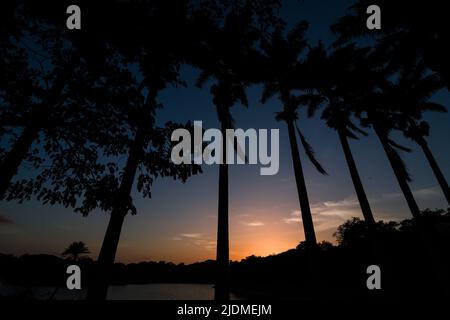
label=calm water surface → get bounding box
[1,283,242,300]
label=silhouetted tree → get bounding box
[345,54,422,219]
[392,60,450,206]
[370,106,421,217]
[332,0,450,217]
[332,0,450,89]
[332,1,449,212]
[0,12,115,198]
[62,242,90,262]
[191,1,283,300]
[1,1,202,301]
[334,217,400,248]
[355,57,450,295]
[302,43,376,225]
[405,121,450,206]
[261,23,328,247]
[193,10,259,302]
[331,0,450,216]
[359,58,448,218]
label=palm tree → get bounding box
[361,58,449,218]
[303,44,376,225]
[334,7,448,217]
[368,59,450,297]
[330,54,450,296]
[392,60,450,206]
[357,67,421,218]
[331,0,450,90]
[405,121,450,206]
[62,242,90,262]
[261,23,327,247]
[275,101,324,246]
[193,8,265,300]
[332,0,450,212]
[369,111,422,218]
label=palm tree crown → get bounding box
[62,242,90,262]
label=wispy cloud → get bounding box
[242,221,265,227]
[283,217,301,224]
[382,186,442,201]
[281,185,445,233]
[282,197,361,231]
[413,186,442,199]
[282,210,302,224]
[170,233,216,251]
[322,198,359,209]
[179,233,202,239]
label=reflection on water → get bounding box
[0,283,242,300]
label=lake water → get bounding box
[0,283,242,300]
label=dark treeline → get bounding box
[1,209,449,299]
[0,254,215,287]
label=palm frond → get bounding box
[261,83,279,104]
[344,128,359,140]
[287,20,309,51]
[417,102,447,113]
[196,70,211,88]
[234,85,249,107]
[388,138,412,152]
[347,120,368,137]
[297,94,326,118]
[295,122,327,175]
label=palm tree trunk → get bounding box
[0,125,39,198]
[373,122,449,296]
[416,137,450,206]
[86,124,145,300]
[373,125,421,218]
[215,122,229,301]
[337,128,389,278]
[337,127,376,224]
[287,120,317,246]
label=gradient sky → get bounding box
[1,0,449,264]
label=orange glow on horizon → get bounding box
[113,203,341,264]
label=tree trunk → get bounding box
[86,124,145,300]
[373,125,421,218]
[417,137,450,206]
[337,129,388,278]
[287,120,317,246]
[215,122,229,301]
[373,123,449,296]
[0,125,39,198]
[338,127,376,225]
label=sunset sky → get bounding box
[1,0,449,264]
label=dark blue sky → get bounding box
[1,0,449,263]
